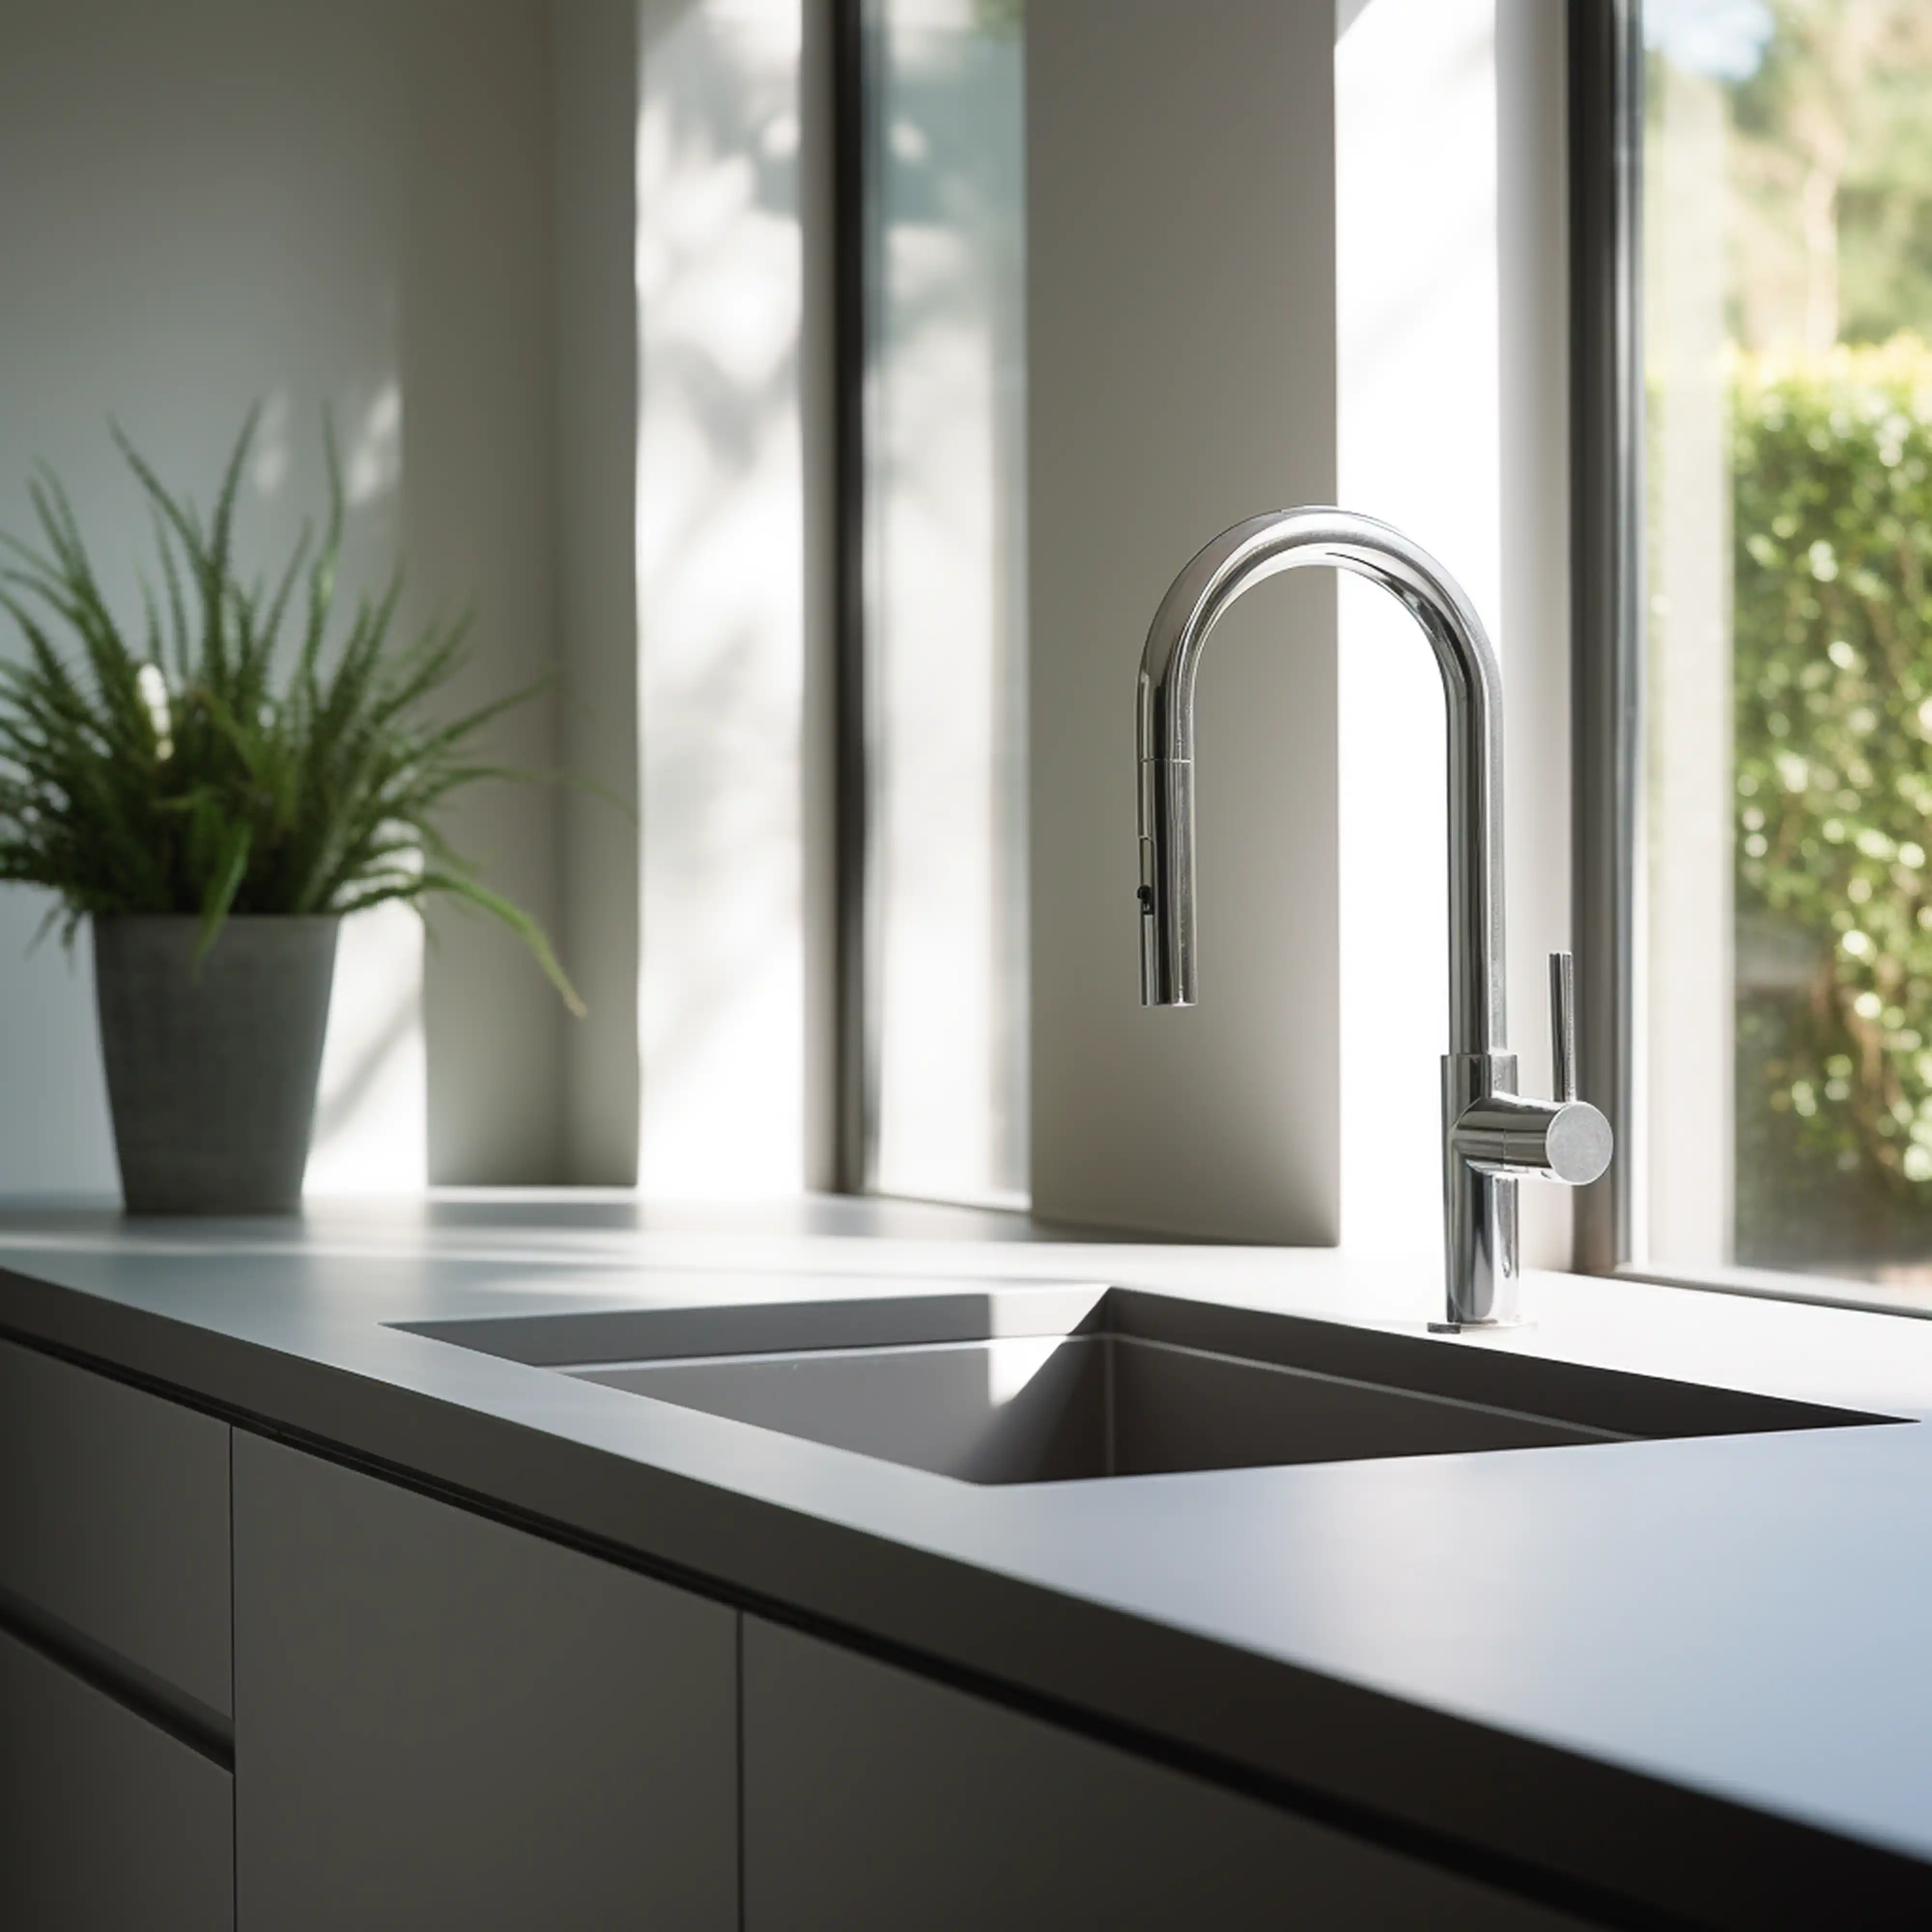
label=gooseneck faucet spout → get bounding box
[1135,508,1611,1329]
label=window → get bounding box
[840,0,1027,1207]
[1580,0,1932,1298]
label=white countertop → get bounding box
[2,1190,1929,1924]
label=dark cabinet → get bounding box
[0,1337,235,1930]
[0,1621,234,1930]
[0,1333,231,1718]
[743,1617,1591,1931]
[231,1432,739,1930]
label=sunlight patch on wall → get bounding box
[1336,0,1501,1264]
[345,380,403,509]
[305,902,428,1194]
[636,0,807,1198]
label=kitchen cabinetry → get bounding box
[0,1333,231,1717]
[0,1331,1616,1931]
[231,1432,738,1930]
[0,1619,234,1931]
[0,1336,235,1930]
[742,1617,1591,1931]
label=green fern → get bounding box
[0,410,582,1013]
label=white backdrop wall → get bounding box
[399,0,569,1187]
[636,0,814,1199]
[1335,0,1577,1272]
[0,0,1578,1236]
[1335,0,1504,1267]
[0,0,617,1194]
[556,0,647,1187]
[1028,0,1576,1256]
[1027,0,1343,1242]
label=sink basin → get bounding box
[400,1283,1891,1485]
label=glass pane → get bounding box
[1643,0,1932,1283]
[865,0,1027,1206]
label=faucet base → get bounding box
[1428,1316,1535,1335]
[1441,1054,1521,1328]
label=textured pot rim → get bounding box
[91,913,343,928]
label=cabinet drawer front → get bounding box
[234,1434,738,1931]
[0,1621,234,1931]
[0,1336,231,1716]
[745,1620,1594,1932]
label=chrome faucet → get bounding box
[1135,508,1612,1329]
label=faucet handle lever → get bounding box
[1548,951,1577,1104]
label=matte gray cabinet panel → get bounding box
[0,1335,231,1715]
[744,1620,1593,1931]
[232,1433,738,1931]
[0,1622,235,1931]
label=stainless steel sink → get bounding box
[399,1284,1891,1485]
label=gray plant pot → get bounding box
[93,916,340,1215]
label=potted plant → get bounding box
[0,412,580,1213]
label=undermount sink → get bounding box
[400,1284,1891,1486]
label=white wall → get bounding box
[1335,0,1577,1274]
[1496,0,1581,1270]
[0,0,1585,1238]
[0,0,588,1195]
[399,0,570,1185]
[1028,0,1342,1242]
[1028,0,1577,1259]
[1336,0,1578,1273]
[636,0,813,1197]
[1335,0,1503,1268]
[556,0,647,1185]
[0,0,811,1202]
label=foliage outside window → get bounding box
[1645,0,1932,1277]
[1732,338,1932,1258]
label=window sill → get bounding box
[1614,1260,1932,1324]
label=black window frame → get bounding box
[830,0,875,1196]
[1567,0,1644,1277]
